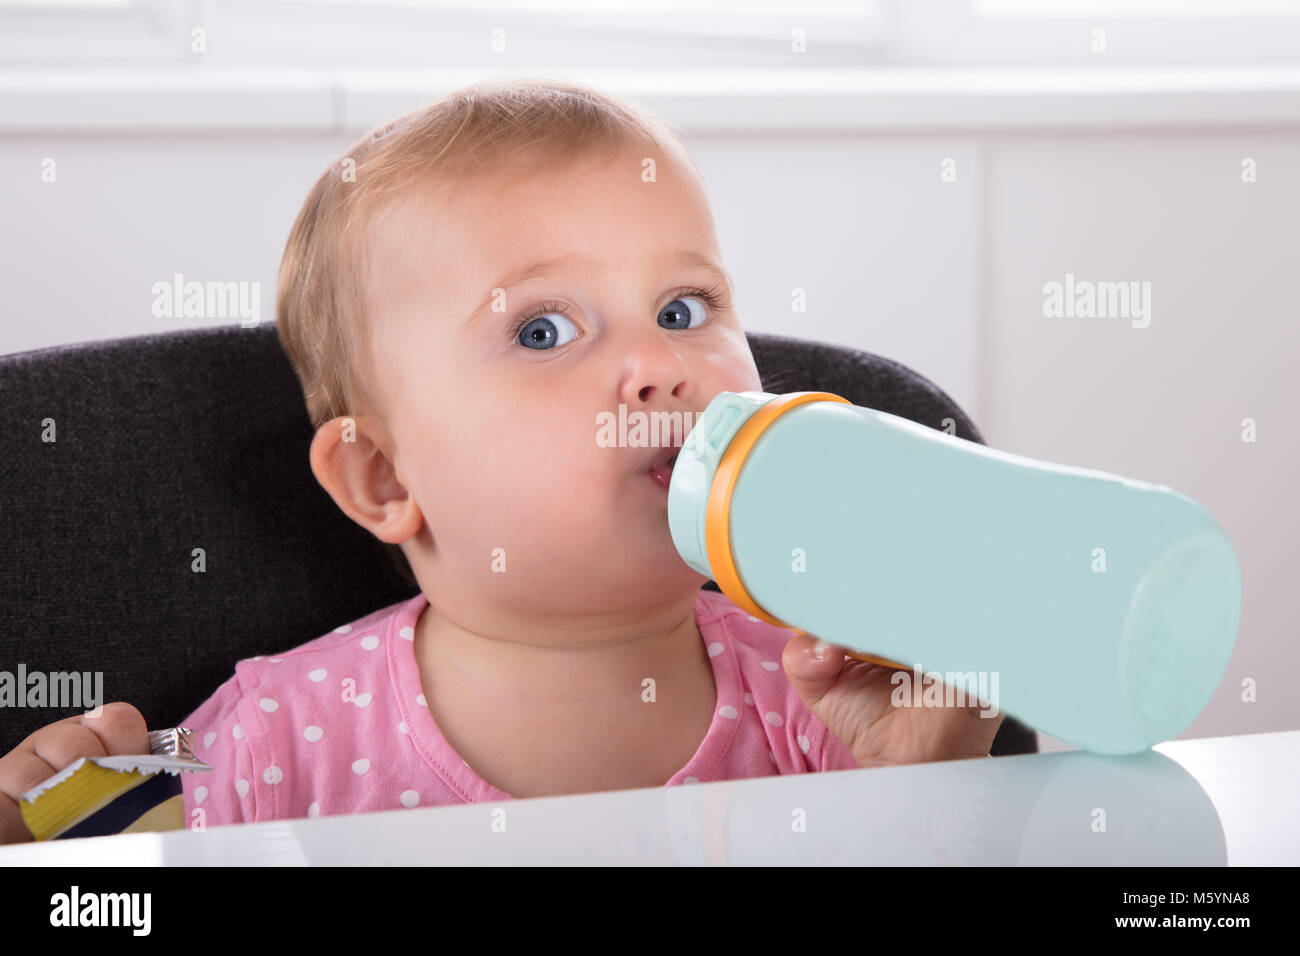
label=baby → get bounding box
[0,78,1001,841]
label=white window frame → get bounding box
[4,0,1300,68]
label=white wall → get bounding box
[980,131,1300,750]
[2,68,1295,751]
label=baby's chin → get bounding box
[621,544,711,601]
[566,529,709,603]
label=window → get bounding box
[3,0,1295,67]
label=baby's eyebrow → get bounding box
[460,249,732,331]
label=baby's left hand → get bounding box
[782,634,1005,768]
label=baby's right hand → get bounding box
[0,702,149,845]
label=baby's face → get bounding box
[363,143,762,619]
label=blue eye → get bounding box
[508,284,727,351]
[512,309,579,351]
[658,297,708,331]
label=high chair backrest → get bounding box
[0,326,1036,757]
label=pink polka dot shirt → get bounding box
[180,588,858,824]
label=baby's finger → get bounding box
[0,791,34,844]
[787,629,842,660]
[32,721,109,778]
[79,701,149,757]
[0,750,61,806]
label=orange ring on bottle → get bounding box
[703,391,909,670]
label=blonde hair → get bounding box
[274,75,696,586]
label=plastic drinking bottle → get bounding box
[667,390,1242,755]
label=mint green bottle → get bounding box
[668,390,1241,755]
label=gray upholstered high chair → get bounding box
[0,326,1037,758]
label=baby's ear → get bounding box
[308,415,422,545]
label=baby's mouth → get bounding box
[646,444,681,492]
[644,433,684,474]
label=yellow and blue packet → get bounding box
[20,727,212,841]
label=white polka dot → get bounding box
[743,693,754,706]
[683,776,700,784]
[263,766,283,785]
[765,711,784,727]
[259,697,278,712]
[400,790,420,808]
[707,642,724,658]
[398,722,408,734]
[304,725,323,743]
[797,735,811,754]
[760,661,779,671]
[334,624,352,633]
[352,758,370,775]
[232,723,243,740]
[307,668,326,682]
[718,705,738,719]
[235,778,249,798]
[194,786,209,805]
[308,801,320,817]
[769,750,777,765]
[399,626,414,641]
[353,692,373,709]
[203,731,216,749]
[360,635,379,651]
[416,694,427,707]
